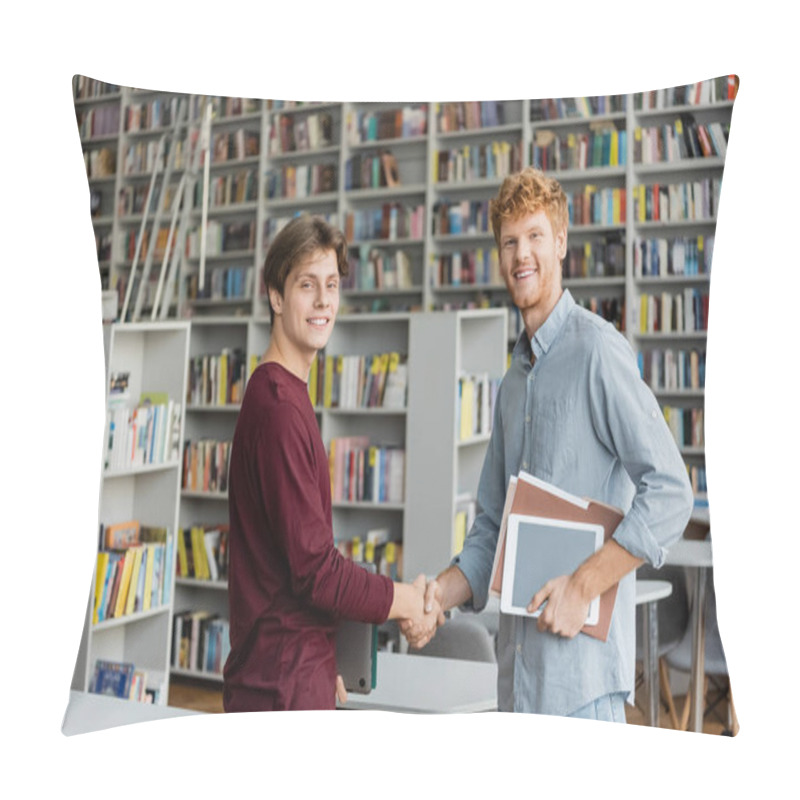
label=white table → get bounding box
[339,652,498,713]
[62,689,202,736]
[665,538,714,733]
[636,578,673,728]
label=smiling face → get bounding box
[498,209,566,337]
[269,248,340,374]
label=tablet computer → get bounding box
[335,562,378,694]
[500,513,603,625]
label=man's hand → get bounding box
[528,574,590,639]
[400,578,445,649]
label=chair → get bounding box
[663,569,738,735]
[410,614,497,663]
[635,563,691,728]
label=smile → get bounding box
[513,267,538,280]
[307,318,330,327]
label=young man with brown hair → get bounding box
[223,215,435,712]
[405,168,694,722]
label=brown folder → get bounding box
[489,472,623,642]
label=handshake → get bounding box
[397,574,448,649]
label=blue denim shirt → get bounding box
[453,290,693,716]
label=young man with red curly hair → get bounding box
[405,168,693,723]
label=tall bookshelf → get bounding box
[72,321,190,704]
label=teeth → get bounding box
[309,318,328,325]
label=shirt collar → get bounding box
[511,289,575,363]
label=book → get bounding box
[90,659,135,698]
[489,471,624,642]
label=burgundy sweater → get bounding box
[223,362,394,711]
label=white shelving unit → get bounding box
[72,320,190,704]
[404,308,508,579]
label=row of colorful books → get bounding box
[633,235,714,277]
[344,247,415,292]
[176,525,229,582]
[336,530,403,581]
[532,126,627,172]
[124,97,183,133]
[328,438,405,505]
[432,199,491,237]
[346,106,427,145]
[436,101,507,133]
[267,162,338,200]
[117,182,177,218]
[344,203,425,243]
[309,351,408,410]
[633,76,738,110]
[458,373,501,441]
[345,151,401,191]
[633,178,722,224]
[663,406,704,449]
[186,348,247,407]
[78,103,121,139]
[633,117,729,163]
[688,465,707,496]
[434,141,523,184]
[186,219,256,258]
[172,610,231,675]
[93,522,173,624]
[104,384,182,472]
[269,110,335,155]
[567,185,626,227]
[196,168,258,208]
[90,658,160,703]
[530,94,627,121]
[563,238,625,279]
[575,296,625,331]
[212,128,260,163]
[184,264,254,302]
[432,247,501,288]
[638,289,709,334]
[84,146,116,179]
[74,76,121,100]
[638,347,706,392]
[182,439,231,494]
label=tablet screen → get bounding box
[501,514,603,624]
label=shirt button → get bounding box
[525,415,530,423]
[516,644,522,654]
[651,410,658,419]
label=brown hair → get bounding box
[489,167,569,245]
[263,215,350,323]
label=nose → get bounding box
[515,237,531,263]
[315,285,332,307]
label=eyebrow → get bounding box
[294,271,340,282]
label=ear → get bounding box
[555,226,567,261]
[268,286,283,317]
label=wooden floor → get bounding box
[168,675,736,735]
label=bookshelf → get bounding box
[170,317,271,682]
[404,309,508,578]
[72,321,189,705]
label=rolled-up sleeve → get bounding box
[588,328,694,567]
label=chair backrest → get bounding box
[635,563,691,659]
[411,615,497,663]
